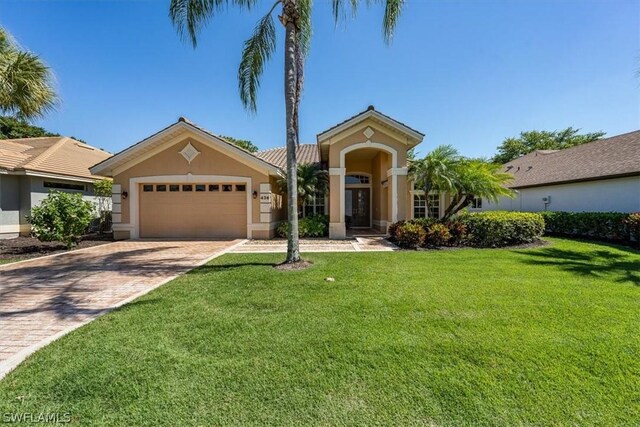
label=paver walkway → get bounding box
[232,236,398,253]
[0,239,242,379]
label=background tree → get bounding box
[0,115,57,139]
[169,0,405,264]
[493,127,605,164]
[277,163,328,217]
[220,135,259,153]
[0,27,57,121]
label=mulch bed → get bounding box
[0,234,114,262]
[274,260,314,271]
[392,238,552,251]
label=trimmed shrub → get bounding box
[623,213,640,246]
[27,191,95,248]
[276,214,329,238]
[387,220,405,242]
[541,211,640,246]
[395,222,426,249]
[424,223,451,247]
[461,211,545,247]
[445,219,468,246]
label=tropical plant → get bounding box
[0,27,57,120]
[493,128,605,164]
[409,145,461,217]
[442,160,514,219]
[27,191,95,249]
[395,222,426,249]
[169,0,405,263]
[276,163,328,217]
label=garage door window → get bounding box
[182,184,193,192]
[209,184,219,192]
[222,185,232,192]
[235,184,246,192]
[169,185,179,192]
[156,185,167,192]
[143,185,153,192]
[195,184,206,192]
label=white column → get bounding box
[387,167,408,224]
[329,167,346,239]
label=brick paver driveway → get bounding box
[0,239,242,379]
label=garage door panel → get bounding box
[139,184,247,238]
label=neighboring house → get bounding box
[0,137,112,239]
[477,130,640,213]
[90,106,426,240]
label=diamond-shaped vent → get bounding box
[363,127,375,139]
[180,142,200,164]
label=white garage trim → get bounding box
[129,175,252,239]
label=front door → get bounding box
[345,188,371,228]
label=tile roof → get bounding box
[0,137,111,180]
[255,144,320,168]
[90,117,282,176]
[503,130,640,188]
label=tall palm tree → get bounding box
[409,145,461,216]
[0,27,57,121]
[276,163,328,217]
[169,0,405,263]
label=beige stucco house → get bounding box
[0,137,111,239]
[90,107,425,240]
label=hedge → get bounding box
[460,211,545,247]
[276,214,329,238]
[389,212,544,249]
[540,211,640,246]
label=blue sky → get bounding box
[2,0,638,158]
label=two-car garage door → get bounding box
[139,183,247,238]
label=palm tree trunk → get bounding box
[283,1,300,263]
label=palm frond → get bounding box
[169,0,259,47]
[0,28,57,120]
[238,10,277,112]
[382,0,404,43]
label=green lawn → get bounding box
[1,238,638,426]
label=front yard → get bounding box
[0,238,638,425]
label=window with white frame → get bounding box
[470,197,482,209]
[413,194,427,218]
[428,194,440,218]
[414,193,441,218]
[304,191,326,216]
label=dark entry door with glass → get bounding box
[345,188,371,228]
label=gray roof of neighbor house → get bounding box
[503,130,640,188]
[0,137,111,181]
[255,144,320,168]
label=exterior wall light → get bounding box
[122,191,128,199]
[252,190,258,199]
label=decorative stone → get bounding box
[325,277,335,282]
[180,142,200,164]
[363,127,375,139]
